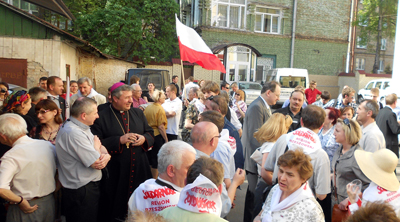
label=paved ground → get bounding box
[225,179,248,222]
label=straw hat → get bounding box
[355,149,399,191]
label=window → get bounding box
[255,7,281,34]
[365,82,374,90]
[211,0,246,29]
[6,0,38,15]
[279,77,307,88]
[379,59,384,71]
[375,82,382,89]
[355,58,365,70]
[381,39,386,50]
[357,36,367,49]
[383,81,390,89]
[256,57,274,81]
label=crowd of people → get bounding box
[0,76,400,222]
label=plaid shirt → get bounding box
[312,99,336,108]
[335,100,358,113]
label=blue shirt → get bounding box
[224,118,244,169]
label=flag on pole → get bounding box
[175,15,226,73]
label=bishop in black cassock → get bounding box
[91,84,154,222]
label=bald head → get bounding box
[191,122,219,155]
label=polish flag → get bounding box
[175,15,226,73]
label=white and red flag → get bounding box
[175,15,226,73]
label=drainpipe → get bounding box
[290,0,298,68]
[346,0,355,73]
[392,0,400,83]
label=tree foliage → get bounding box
[69,0,179,63]
[355,0,397,73]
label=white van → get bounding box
[265,68,309,105]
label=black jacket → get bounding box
[273,105,302,133]
[376,107,400,157]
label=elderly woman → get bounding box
[232,89,247,121]
[143,89,168,178]
[1,90,35,132]
[29,99,63,145]
[319,107,341,165]
[254,149,324,222]
[252,113,292,217]
[143,82,155,103]
[182,88,201,142]
[332,118,370,211]
[0,82,9,107]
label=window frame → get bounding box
[378,59,384,71]
[381,39,387,51]
[254,7,282,34]
[357,36,367,49]
[355,58,365,70]
[212,0,247,30]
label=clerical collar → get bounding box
[110,104,127,113]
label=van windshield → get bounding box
[279,76,306,88]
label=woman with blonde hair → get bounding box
[232,89,247,121]
[252,113,292,219]
[332,118,370,212]
[143,89,168,178]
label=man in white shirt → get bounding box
[128,140,196,214]
[162,84,182,141]
[357,99,386,152]
[0,114,57,221]
[70,77,107,106]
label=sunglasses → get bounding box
[343,118,352,132]
[235,93,240,96]
[36,109,51,115]
[0,89,7,93]
[207,95,219,106]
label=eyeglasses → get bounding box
[36,109,50,115]
[343,118,352,132]
[210,134,222,142]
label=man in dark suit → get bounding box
[241,81,281,221]
[376,93,400,157]
[171,75,180,97]
[46,76,66,120]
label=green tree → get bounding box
[72,0,179,63]
[356,0,397,73]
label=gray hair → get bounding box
[0,113,27,140]
[111,84,132,99]
[219,90,230,104]
[151,89,164,102]
[71,97,97,118]
[131,83,140,90]
[231,82,238,88]
[77,77,92,86]
[362,99,379,119]
[190,87,199,97]
[157,140,196,173]
[28,87,47,103]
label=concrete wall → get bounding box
[76,51,138,96]
[0,36,79,88]
[338,72,391,97]
[309,74,339,98]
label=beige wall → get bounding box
[0,36,80,88]
[309,74,340,99]
[60,41,78,81]
[76,52,138,96]
[338,71,391,97]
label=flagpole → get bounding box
[65,76,70,120]
[180,59,185,91]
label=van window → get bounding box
[140,74,162,90]
[365,82,374,90]
[279,76,306,88]
[383,81,390,89]
[239,83,262,90]
[375,82,382,89]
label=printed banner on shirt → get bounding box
[132,179,180,213]
[363,182,400,213]
[286,127,322,154]
[177,174,222,216]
